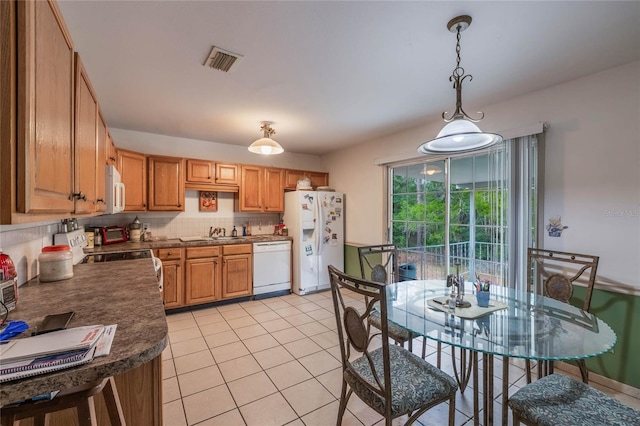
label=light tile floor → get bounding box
[162,290,640,426]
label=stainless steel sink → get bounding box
[213,236,240,240]
[179,236,215,242]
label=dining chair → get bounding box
[358,244,420,354]
[508,373,640,426]
[328,265,458,426]
[525,248,599,383]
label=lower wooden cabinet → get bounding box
[222,244,252,299]
[185,246,221,305]
[154,248,184,309]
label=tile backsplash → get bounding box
[0,191,282,285]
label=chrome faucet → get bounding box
[209,227,223,238]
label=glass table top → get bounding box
[385,280,617,361]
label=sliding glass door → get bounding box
[389,135,540,289]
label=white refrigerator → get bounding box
[283,191,344,295]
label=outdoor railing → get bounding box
[398,241,508,286]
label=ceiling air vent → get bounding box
[203,46,244,73]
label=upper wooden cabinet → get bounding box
[284,169,329,190]
[215,163,239,185]
[12,0,75,215]
[185,159,239,192]
[95,112,107,213]
[186,159,214,184]
[118,149,147,211]
[73,54,99,214]
[237,166,285,212]
[148,155,184,211]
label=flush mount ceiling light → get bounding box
[418,15,502,155]
[248,121,284,155]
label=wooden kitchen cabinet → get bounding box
[118,149,147,211]
[148,155,184,211]
[215,163,239,185]
[155,248,184,309]
[284,169,329,190]
[237,166,284,212]
[73,54,99,214]
[222,244,252,299]
[185,246,221,305]
[11,0,75,216]
[186,159,214,184]
[95,111,107,213]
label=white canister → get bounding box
[39,245,74,282]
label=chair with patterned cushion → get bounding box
[525,248,599,383]
[508,373,640,426]
[358,244,418,353]
[328,265,458,426]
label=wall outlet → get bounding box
[142,223,151,232]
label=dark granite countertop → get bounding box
[0,258,167,405]
[85,235,292,253]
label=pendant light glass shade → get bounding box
[248,137,284,155]
[418,118,501,154]
[248,121,284,155]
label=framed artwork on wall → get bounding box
[199,191,217,211]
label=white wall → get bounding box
[110,128,325,171]
[322,61,640,295]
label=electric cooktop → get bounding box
[81,249,153,264]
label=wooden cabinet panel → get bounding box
[118,149,147,211]
[239,165,263,211]
[222,253,252,299]
[238,166,284,212]
[73,54,98,214]
[96,112,107,213]
[284,169,329,190]
[263,168,284,212]
[215,163,239,185]
[16,0,75,214]
[186,159,214,184]
[309,171,329,189]
[148,155,184,211]
[161,259,183,309]
[186,257,221,304]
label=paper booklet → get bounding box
[0,325,105,365]
[0,346,97,383]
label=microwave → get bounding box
[105,165,125,214]
[101,226,129,245]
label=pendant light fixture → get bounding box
[248,121,284,155]
[418,15,502,155]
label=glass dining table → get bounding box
[384,280,617,426]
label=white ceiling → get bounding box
[57,1,640,155]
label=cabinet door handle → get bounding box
[70,192,87,201]
[109,156,116,161]
[96,198,105,204]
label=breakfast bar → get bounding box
[0,257,168,425]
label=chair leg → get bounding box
[448,394,456,426]
[577,359,589,383]
[436,341,442,368]
[421,337,427,359]
[76,396,98,426]
[525,359,532,383]
[33,414,47,426]
[407,335,413,352]
[103,376,126,425]
[336,380,349,426]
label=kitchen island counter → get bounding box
[0,258,167,424]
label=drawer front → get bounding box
[186,246,221,259]
[155,248,184,261]
[222,244,252,255]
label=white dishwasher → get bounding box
[253,241,291,298]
